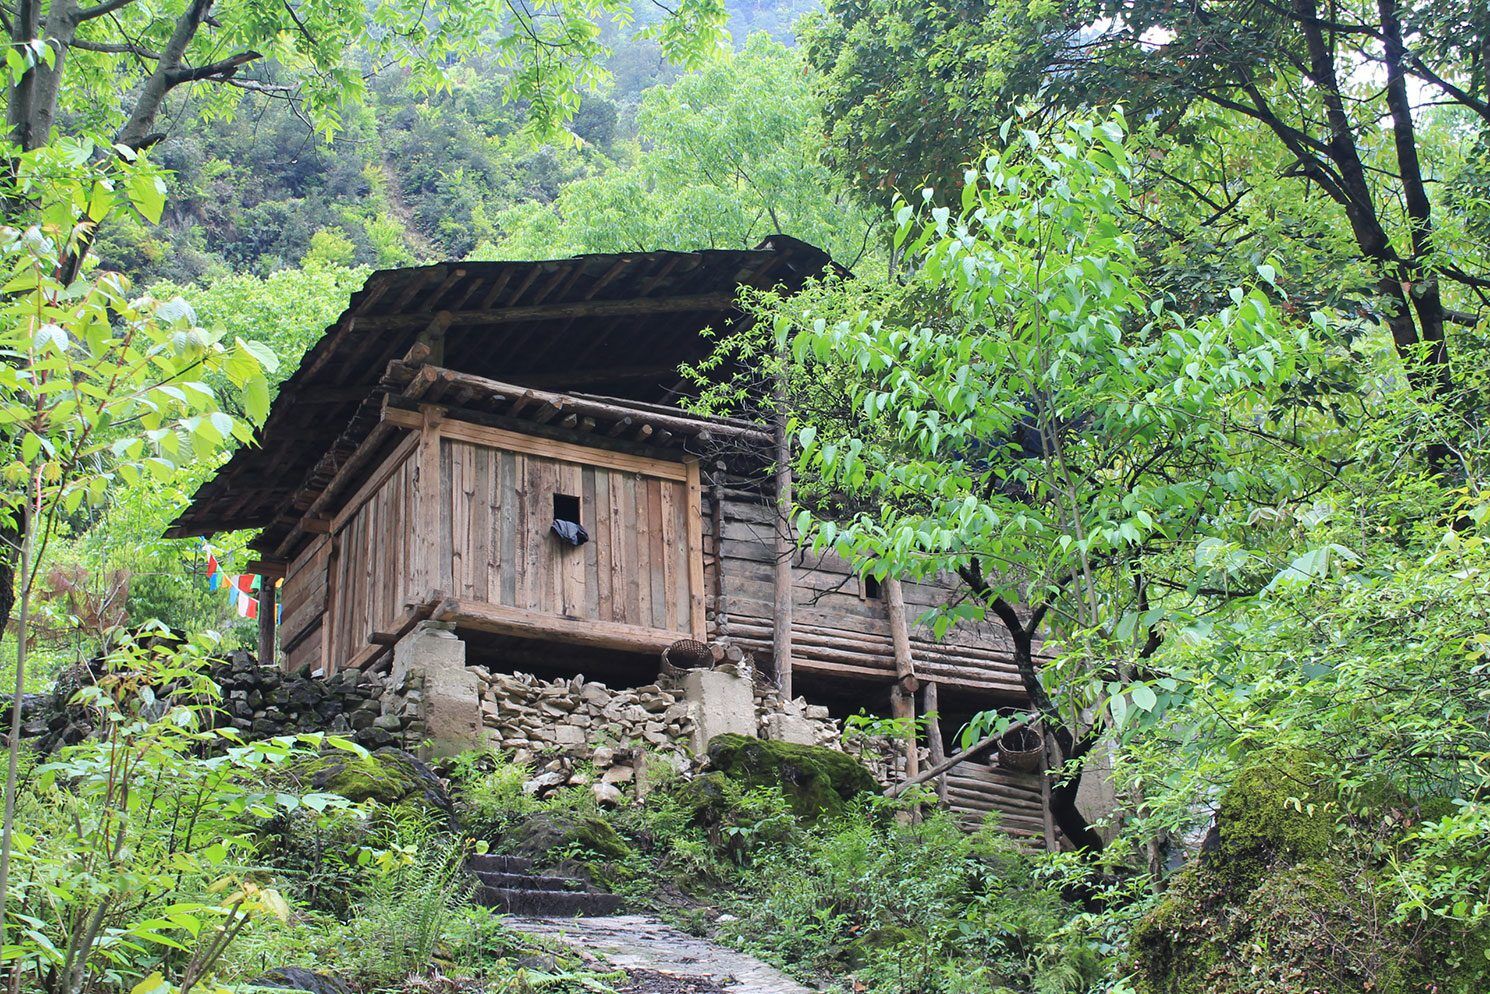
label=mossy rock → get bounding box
[508,810,634,864]
[1212,751,1333,885]
[1129,752,1490,994]
[671,771,731,820]
[1131,859,1429,994]
[844,924,920,970]
[293,747,454,825]
[704,733,877,821]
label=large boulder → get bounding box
[292,747,454,826]
[1128,752,1490,994]
[704,733,877,821]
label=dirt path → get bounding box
[506,915,817,994]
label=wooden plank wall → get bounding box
[326,451,420,672]
[436,437,696,634]
[281,534,330,672]
[289,419,704,673]
[705,491,1027,697]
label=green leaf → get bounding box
[126,171,166,224]
[130,972,170,994]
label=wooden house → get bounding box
[170,238,1055,843]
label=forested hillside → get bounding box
[4,0,1490,991]
[97,0,822,282]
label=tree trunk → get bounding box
[1290,0,1453,400]
[0,516,15,638]
[1048,724,1105,852]
[0,504,34,951]
[971,581,1106,853]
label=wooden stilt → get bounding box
[923,681,947,805]
[885,577,919,783]
[257,578,277,668]
[771,363,794,700]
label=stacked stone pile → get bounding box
[210,652,390,743]
[749,681,839,748]
[463,650,910,803]
[12,650,420,754]
[470,666,695,792]
[18,632,915,800]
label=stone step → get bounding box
[473,886,625,917]
[466,854,535,875]
[471,869,585,893]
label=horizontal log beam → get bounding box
[352,292,739,332]
[386,365,771,445]
[433,597,687,656]
[244,559,286,579]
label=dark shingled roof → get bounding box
[168,236,833,549]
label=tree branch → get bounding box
[164,49,261,86]
[73,0,139,21]
[69,38,159,56]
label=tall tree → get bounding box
[785,114,1300,850]
[804,0,1488,398]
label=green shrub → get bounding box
[719,811,1098,994]
[338,831,474,986]
[264,799,446,916]
[6,635,354,994]
[446,749,539,840]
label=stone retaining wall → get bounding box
[13,650,418,754]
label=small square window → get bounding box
[863,576,883,600]
[553,493,581,522]
[550,493,589,546]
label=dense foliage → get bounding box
[6,0,1490,988]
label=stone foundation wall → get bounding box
[12,650,423,754]
[21,631,911,802]
[451,648,908,803]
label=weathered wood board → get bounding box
[303,415,705,672]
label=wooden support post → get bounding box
[889,685,917,824]
[415,406,446,595]
[684,459,706,640]
[771,363,794,700]
[885,577,919,783]
[710,475,728,637]
[923,681,947,805]
[256,577,277,668]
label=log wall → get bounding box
[942,759,1050,843]
[704,490,1027,700]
